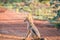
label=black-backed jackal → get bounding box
[24,14,45,40]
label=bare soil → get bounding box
[0,9,60,40]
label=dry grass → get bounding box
[0,34,24,40]
[0,34,32,40]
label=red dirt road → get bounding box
[0,9,60,40]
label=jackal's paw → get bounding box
[22,39,25,40]
[40,38,47,40]
[33,38,47,40]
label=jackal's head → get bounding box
[24,17,29,22]
[24,14,33,23]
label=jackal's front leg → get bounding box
[24,30,31,40]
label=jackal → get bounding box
[24,14,45,40]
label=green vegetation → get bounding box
[0,0,56,20]
[49,20,60,29]
[0,0,60,29]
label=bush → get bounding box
[54,23,60,29]
[50,20,60,29]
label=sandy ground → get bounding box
[0,9,60,40]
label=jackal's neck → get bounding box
[26,20,35,28]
